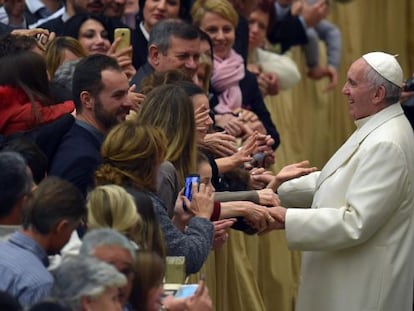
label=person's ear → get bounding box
[53,219,70,235]
[373,85,386,105]
[80,91,94,110]
[148,44,161,67]
[81,296,94,311]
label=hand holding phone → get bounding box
[114,28,131,53]
[183,174,200,211]
[174,284,199,298]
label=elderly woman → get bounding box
[50,256,126,311]
[192,0,280,149]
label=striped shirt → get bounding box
[0,231,53,307]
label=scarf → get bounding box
[211,49,245,114]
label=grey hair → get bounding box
[50,256,126,310]
[365,65,402,105]
[148,19,200,55]
[79,228,137,260]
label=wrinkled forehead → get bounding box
[346,58,368,79]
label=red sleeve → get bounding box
[210,201,221,221]
[36,100,75,124]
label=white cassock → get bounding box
[278,103,414,311]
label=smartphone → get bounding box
[114,28,131,52]
[174,284,198,298]
[183,174,200,211]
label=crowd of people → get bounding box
[1,0,414,310]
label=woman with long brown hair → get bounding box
[95,121,215,275]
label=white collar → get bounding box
[25,0,46,14]
[139,21,150,41]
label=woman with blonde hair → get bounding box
[86,184,144,249]
[192,0,280,149]
[44,36,86,79]
[196,52,213,93]
[95,121,214,275]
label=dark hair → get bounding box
[140,69,193,95]
[148,19,200,54]
[196,149,210,166]
[125,188,166,258]
[0,151,31,219]
[22,176,86,234]
[0,51,53,107]
[72,54,121,111]
[198,29,214,61]
[63,14,114,42]
[253,0,277,35]
[29,302,69,311]
[0,290,22,311]
[138,0,192,22]
[2,135,48,184]
[0,34,38,58]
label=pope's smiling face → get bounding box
[342,58,379,120]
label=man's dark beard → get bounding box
[73,0,103,15]
[94,98,120,131]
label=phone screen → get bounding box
[183,174,200,211]
[174,284,198,298]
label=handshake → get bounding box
[264,206,287,232]
[252,206,286,234]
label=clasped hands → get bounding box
[244,203,286,234]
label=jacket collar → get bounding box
[316,103,404,189]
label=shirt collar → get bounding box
[61,11,71,22]
[75,119,105,142]
[139,21,150,41]
[25,0,46,14]
[275,2,291,20]
[9,231,49,266]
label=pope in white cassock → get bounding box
[268,52,414,311]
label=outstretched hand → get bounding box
[267,160,318,192]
